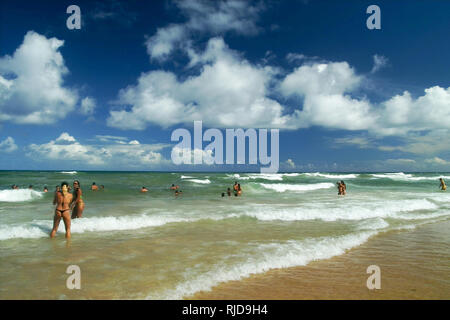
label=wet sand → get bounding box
[188,220,450,300]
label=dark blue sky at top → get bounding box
[0,0,449,171]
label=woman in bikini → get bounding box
[50,182,73,239]
[71,180,85,219]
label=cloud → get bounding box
[80,97,96,115]
[333,136,374,149]
[425,157,450,165]
[26,133,171,168]
[145,0,265,60]
[285,158,295,168]
[0,31,78,124]
[385,158,416,165]
[377,86,450,136]
[88,0,138,27]
[371,54,388,73]
[285,53,320,64]
[0,136,18,153]
[108,37,292,129]
[280,62,377,130]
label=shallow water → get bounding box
[0,171,449,299]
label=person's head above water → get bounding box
[92,182,96,185]
[61,181,69,192]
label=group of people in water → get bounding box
[337,180,347,196]
[221,181,243,197]
[50,180,85,239]
[141,184,184,196]
[9,176,446,240]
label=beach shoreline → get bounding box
[187,219,450,300]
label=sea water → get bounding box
[0,171,449,299]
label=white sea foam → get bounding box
[356,218,390,231]
[186,179,211,184]
[241,199,440,222]
[0,213,239,240]
[0,214,193,240]
[180,175,194,179]
[259,182,334,192]
[148,231,376,299]
[0,189,44,202]
[303,172,359,179]
[370,172,450,181]
[60,171,78,174]
[248,174,284,181]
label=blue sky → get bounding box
[0,0,449,172]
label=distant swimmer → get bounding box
[440,178,447,191]
[141,186,148,193]
[237,184,242,196]
[50,182,73,239]
[71,180,85,219]
[227,188,232,197]
[341,181,346,195]
[233,182,239,192]
[43,186,48,193]
[100,185,105,190]
[28,185,33,189]
[170,184,179,190]
[337,181,346,196]
[91,182,99,191]
[221,192,225,197]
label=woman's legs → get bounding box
[50,212,61,238]
[62,211,71,239]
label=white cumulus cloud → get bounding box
[0,136,18,153]
[0,31,78,124]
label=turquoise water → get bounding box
[0,171,449,299]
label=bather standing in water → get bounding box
[440,178,447,191]
[50,182,73,239]
[71,180,85,219]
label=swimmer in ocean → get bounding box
[71,180,85,219]
[141,186,148,193]
[50,182,73,239]
[91,182,99,191]
[440,178,447,191]
[237,184,242,196]
[340,180,346,195]
[227,188,232,197]
[337,181,344,196]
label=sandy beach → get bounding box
[189,220,450,300]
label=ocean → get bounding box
[0,171,449,299]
